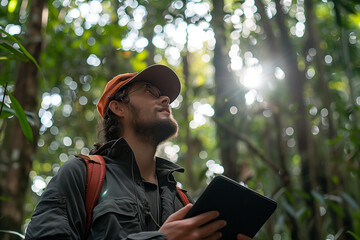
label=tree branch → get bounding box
[212,117,281,175]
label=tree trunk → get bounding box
[181,53,198,189]
[304,0,347,236]
[144,3,155,66]
[0,0,46,237]
[211,0,239,180]
[273,0,322,238]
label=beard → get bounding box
[128,103,178,146]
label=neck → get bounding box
[123,134,158,184]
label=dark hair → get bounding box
[90,83,133,153]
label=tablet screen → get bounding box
[184,175,277,239]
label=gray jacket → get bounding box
[25,138,189,240]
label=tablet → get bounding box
[184,175,277,239]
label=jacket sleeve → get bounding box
[25,158,88,240]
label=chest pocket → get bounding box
[91,197,142,236]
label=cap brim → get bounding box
[124,64,181,103]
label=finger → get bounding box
[198,219,226,237]
[164,204,193,222]
[203,232,222,240]
[189,210,220,227]
[237,233,252,240]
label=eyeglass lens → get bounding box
[145,85,161,98]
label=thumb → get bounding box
[237,234,252,240]
[165,204,193,222]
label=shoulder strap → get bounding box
[77,154,106,239]
[77,154,189,236]
[176,186,190,205]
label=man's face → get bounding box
[125,81,178,145]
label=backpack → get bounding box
[76,154,190,238]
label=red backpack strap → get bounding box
[77,154,106,239]
[176,186,190,206]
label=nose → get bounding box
[160,95,170,105]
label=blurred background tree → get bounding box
[0,0,359,239]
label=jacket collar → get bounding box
[92,138,184,179]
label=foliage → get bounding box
[0,0,360,239]
[4,90,33,142]
[0,29,39,142]
[0,28,40,69]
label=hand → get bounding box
[237,233,252,240]
[159,204,227,240]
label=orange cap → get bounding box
[97,64,181,118]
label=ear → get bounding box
[108,100,127,118]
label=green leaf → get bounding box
[326,135,343,145]
[342,192,360,211]
[8,0,18,13]
[294,189,311,200]
[0,110,13,118]
[6,91,33,142]
[282,201,297,218]
[0,105,36,125]
[329,202,345,217]
[296,207,308,220]
[0,196,11,202]
[339,1,357,14]
[0,29,41,70]
[0,39,29,61]
[1,104,16,115]
[0,55,25,61]
[347,231,360,240]
[311,190,325,204]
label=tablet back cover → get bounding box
[185,175,277,239]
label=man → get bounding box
[26,64,251,240]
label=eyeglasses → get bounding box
[127,84,162,99]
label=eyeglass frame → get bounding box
[127,83,162,99]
